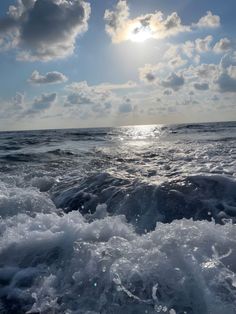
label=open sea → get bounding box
[0,121,236,314]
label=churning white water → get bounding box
[0,122,235,313]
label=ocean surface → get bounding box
[0,121,236,314]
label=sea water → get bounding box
[0,122,235,313]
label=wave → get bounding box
[52,172,236,233]
[0,212,235,314]
[0,149,77,163]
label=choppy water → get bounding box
[0,122,236,314]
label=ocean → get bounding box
[0,121,236,313]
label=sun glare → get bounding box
[129,25,152,43]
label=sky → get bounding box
[0,0,236,131]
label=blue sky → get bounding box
[0,0,235,130]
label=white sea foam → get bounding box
[0,210,235,313]
[0,181,59,219]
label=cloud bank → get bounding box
[104,1,220,43]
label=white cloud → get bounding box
[213,38,233,54]
[0,92,58,122]
[65,81,113,106]
[195,11,220,28]
[29,70,68,84]
[139,56,187,84]
[64,80,140,119]
[219,52,236,69]
[215,55,236,93]
[104,0,190,43]
[0,0,91,61]
[104,2,221,44]
[139,64,160,83]
[168,55,188,68]
[183,52,236,93]
[97,81,137,90]
[195,35,213,52]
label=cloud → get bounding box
[163,89,172,95]
[183,51,236,94]
[13,92,25,109]
[168,55,188,68]
[195,11,220,28]
[29,70,68,84]
[139,64,158,83]
[139,56,187,84]
[104,2,221,44]
[65,81,113,106]
[214,52,236,92]
[0,92,26,120]
[66,92,93,106]
[193,82,209,91]
[104,0,190,43]
[161,73,185,91]
[166,36,213,62]
[0,0,91,61]
[118,98,133,113]
[183,63,219,82]
[0,92,58,121]
[96,81,137,90]
[213,38,233,54]
[195,35,213,52]
[31,92,57,111]
[219,52,236,69]
[216,72,236,93]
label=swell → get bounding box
[52,172,236,233]
[0,149,77,163]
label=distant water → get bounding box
[0,122,236,314]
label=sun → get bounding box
[129,25,152,43]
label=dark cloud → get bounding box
[65,81,113,107]
[145,72,156,82]
[194,82,209,90]
[163,89,172,95]
[29,70,68,84]
[0,0,91,61]
[161,73,185,91]
[119,98,133,113]
[66,92,93,106]
[26,93,57,115]
[32,93,57,109]
[214,52,236,93]
[216,73,236,93]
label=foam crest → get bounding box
[0,212,235,313]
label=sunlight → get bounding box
[129,25,152,43]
